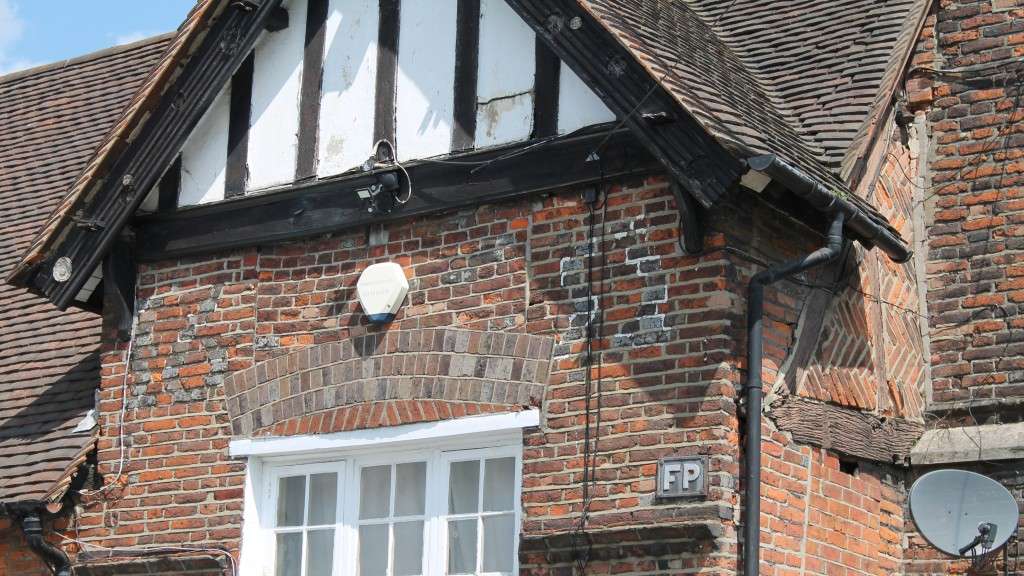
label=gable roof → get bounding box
[9,0,220,292]
[0,35,171,504]
[8,0,923,304]
[580,0,930,183]
[7,0,287,309]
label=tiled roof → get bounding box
[580,0,929,186]
[0,36,171,504]
[10,0,218,282]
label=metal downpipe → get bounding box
[743,212,845,576]
[21,512,71,576]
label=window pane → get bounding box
[449,461,480,514]
[483,458,515,512]
[359,524,389,576]
[395,462,427,517]
[275,532,302,576]
[360,466,392,519]
[309,473,338,525]
[307,529,336,576]
[447,519,477,574]
[482,514,515,572]
[277,476,306,527]
[393,520,424,576]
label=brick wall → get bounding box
[910,0,1024,423]
[757,421,906,576]
[766,122,927,421]
[57,175,756,574]
[49,50,951,576]
[0,521,49,576]
[899,1,1024,574]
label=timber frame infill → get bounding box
[13,0,287,310]
[135,126,657,261]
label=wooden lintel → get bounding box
[135,128,655,261]
[768,395,924,464]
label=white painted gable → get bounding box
[248,0,308,190]
[318,0,380,177]
[395,0,459,162]
[170,0,615,209]
[476,0,535,148]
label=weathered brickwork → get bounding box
[223,329,553,435]
[758,421,906,576]
[55,175,754,574]
[776,125,927,420]
[892,1,1024,574]
[73,252,255,556]
[0,521,49,576]
[910,0,1024,421]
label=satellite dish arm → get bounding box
[959,523,997,556]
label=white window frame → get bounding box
[261,461,347,576]
[237,411,536,576]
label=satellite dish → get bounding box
[909,469,1019,557]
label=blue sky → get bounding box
[0,0,195,75]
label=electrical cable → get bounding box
[571,165,609,576]
[908,56,1024,78]
[56,533,237,576]
[370,139,413,204]
[78,304,137,498]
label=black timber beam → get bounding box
[452,0,481,151]
[135,128,656,261]
[532,39,560,139]
[29,0,286,309]
[296,0,330,181]
[373,0,401,146]
[102,239,136,341]
[503,0,743,208]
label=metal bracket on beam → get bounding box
[671,181,704,255]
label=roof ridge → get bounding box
[0,32,176,86]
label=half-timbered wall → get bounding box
[180,87,232,206]
[248,0,308,190]
[318,0,380,177]
[150,0,613,210]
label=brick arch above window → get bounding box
[223,328,555,437]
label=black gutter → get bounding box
[21,512,71,576]
[744,213,845,576]
[746,155,912,264]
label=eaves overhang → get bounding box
[9,0,914,309]
[6,0,282,309]
[505,0,912,263]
